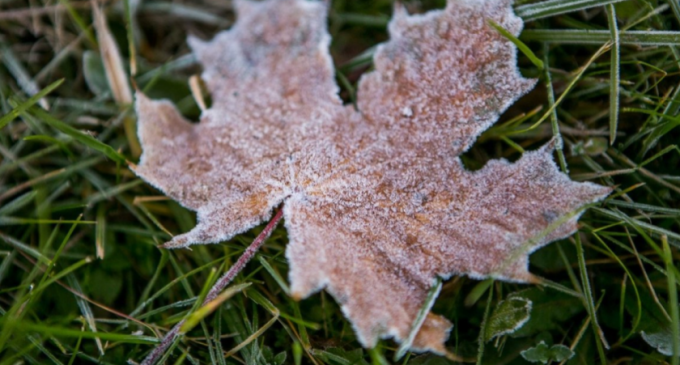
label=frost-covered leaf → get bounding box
[509,288,583,337]
[625,287,678,356]
[133,0,611,354]
[484,297,531,341]
[642,327,677,357]
[520,341,574,364]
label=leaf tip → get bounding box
[539,137,559,153]
[392,1,407,20]
[159,234,193,249]
[289,290,305,302]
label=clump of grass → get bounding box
[1,0,679,364]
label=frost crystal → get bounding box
[133,0,610,353]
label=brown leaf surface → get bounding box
[133,0,610,353]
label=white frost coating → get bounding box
[134,0,611,355]
[487,297,532,340]
[642,329,675,356]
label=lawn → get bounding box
[0,0,679,364]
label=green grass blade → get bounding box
[258,255,290,295]
[591,233,641,341]
[669,0,680,26]
[574,234,608,365]
[123,0,138,76]
[224,289,280,359]
[0,231,48,264]
[66,330,84,365]
[28,106,126,163]
[0,217,94,225]
[509,44,610,135]
[0,191,37,216]
[66,275,105,356]
[180,282,251,334]
[130,257,224,318]
[8,321,159,344]
[476,285,493,365]
[594,207,680,243]
[605,199,680,216]
[515,0,626,22]
[0,41,47,109]
[0,251,16,288]
[58,0,97,47]
[0,79,63,129]
[368,346,389,365]
[663,236,680,365]
[522,29,680,46]
[32,257,93,297]
[489,19,544,69]
[542,44,568,173]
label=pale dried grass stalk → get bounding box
[92,0,132,105]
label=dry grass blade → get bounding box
[606,4,620,145]
[189,75,207,112]
[91,0,132,106]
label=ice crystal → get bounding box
[133,0,610,353]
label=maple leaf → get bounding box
[133,0,610,355]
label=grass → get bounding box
[0,0,679,364]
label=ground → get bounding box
[0,0,679,364]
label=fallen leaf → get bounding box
[133,0,610,354]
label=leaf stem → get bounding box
[140,207,285,365]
